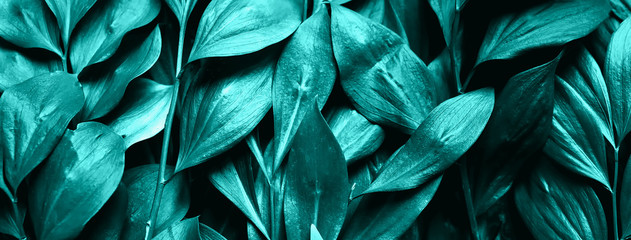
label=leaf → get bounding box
[75,26,162,121]
[200,223,228,240]
[44,0,97,47]
[341,176,442,240]
[176,50,275,173]
[621,155,631,239]
[28,122,125,240]
[362,88,494,194]
[325,105,385,163]
[79,183,128,240]
[331,5,442,134]
[165,0,198,27]
[272,8,336,170]
[476,0,610,65]
[611,0,631,20]
[0,72,84,199]
[188,0,301,62]
[284,101,349,240]
[103,78,172,149]
[429,0,458,48]
[354,0,408,42]
[69,0,160,73]
[0,40,61,91]
[310,225,324,240]
[515,160,607,240]
[0,198,26,239]
[0,0,62,56]
[121,164,190,240]
[153,217,201,240]
[606,17,631,145]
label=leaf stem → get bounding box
[11,199,26,240]
[613,147,619,240]
[460,159,479,240]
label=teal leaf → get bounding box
[310,225,324,240]
[429,0,458,48]
[28,122,125,240]
[355,0,408,42]
[515,160,607,240]
[325,105,385,164]
[165,0,198,27]
[331,5,442,134]
[104,78,172,149]
[272,8,336,171]
[0,0,62,56]
[611,0,631,20]
[75,26,162,121]
[620,155,631,239]
[200,223,228,240]
[0,72,84,199]
[0,40,61,91]
[363,88,494,194]
[476,0,610,65]
[44,0,97,47]
[153,217,201,240]
[79,183,128,240]
[0,198,26,239]
[188,0,301,62]
[284,101,349,240]
[606,17,631,145]
[69,0,160,73]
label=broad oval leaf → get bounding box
[0,40,61,91]
[515,160,607,240]
[153,217,201,240]
[165,0,198,27]
[606,17,631,145]
[331,5,442,134]
[476,0,610,65]
[272,8,337,171]
[0,72,84,199]
[363,88,494,194]
[284,101,349,240]
[188,0,301,62]
[0,0,61,56]
[45,0,97,47]
[28,122,125,240]
[325,105,385,164]
[69,0,160,73]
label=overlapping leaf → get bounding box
[0,0,61,56]
[165,0,198,27]
[325,105,385,164]
[153,217,201,240]
[606,17,631,144]
[45,0,97,47]
[0,40,61,91]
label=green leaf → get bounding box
[188,0,301,62]
[153,217,201,240]
[121,164,190,240]
[606,17,631,145]
[176,51,275,173]
[331,5,442,134]
[200,223,228,240]
[28,122,125,240]
[272,8,336,171]
[325,105,385,164]
[476,0,610,65]
[362,88,494,194]
[44,0,97,47]
[0,0,62,56]
[310,225,324,240]
[79,183,128,240]
[515,160,607,240]
[165,0,198,27]
[0,40,61,91]
[284,101,349,240]
[104,78,172,149]
[0,72,84,199]
[69,0,160,73]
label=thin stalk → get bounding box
[460,160,479,240]
[613,147,620,240]
[11,199,26,240]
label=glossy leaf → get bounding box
[28,122,125,240]
[355,0,408,41]
[284,101,349,240]
[0,72,84,199]
[0,0,61,56]
[153,217,200,240]
[325,105,385,164]
[188,0,301,62]
[165,0,198,26]
[606,17,631,144]
[44,0,97,47]
[69,0,160,73]
[331,5,442,134]
[363,88,494,194]
[0,40,61,91]
[272,8,337,170]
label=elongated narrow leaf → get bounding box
[515,160,607,240]
[28,122,125,240]
[331,5,442,134]
[121,164,190,240]
[188,0,301,62]
[363,88,494,194]
[165,0,198,27]
[621,155,631,239]
[153,217,201,240]
[200,223,228,240]
[76,26,162,121]
[0,40,61,91]
[429,0,457,48]
[104,78,172,149]
[69,0,160,73]
[0,72,84,199]
[284,101,349,240]
[606,17,631,144]
[0,0,61,56]
[176,51,275,172]
[476,0,610,65]
[272,8,336,170]
[325,105,385,163]
[44,0,97,47]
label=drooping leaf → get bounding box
[165,0,198,27]
[200,223,228,240]
[476,0,610,65]
[28,122,125,240]
[75,26,162,121]
[0,0,62,56]
[325,105,385,164]
[0,72,84,199]
[153,217,201,240]
[515,160,607,240]
[0,40,61,91]
[331,5,442,134]
[69,0,160,73]
[363,88,494,194]
[272,7,336,170]
[606,17,631,144]
[121,164,190,240]
[44,0,97,47]
[80,183,128,240]
[176,50,275,173]
[187,0,301,62]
